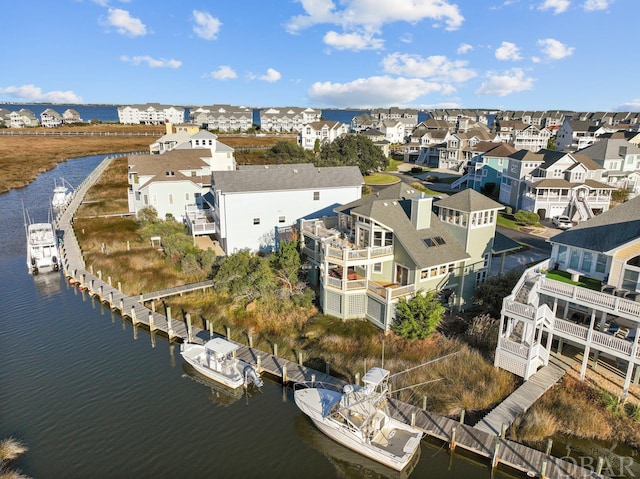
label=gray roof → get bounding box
[212,164,363,193]
[335,182,469,268]
[577,138,640,159]
[434,188,504,213]
[551,196,640,252]
[128,150,212,183]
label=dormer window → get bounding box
[165,171,175,176]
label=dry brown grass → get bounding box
[0,125,290,193]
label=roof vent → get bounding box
[293,169,298,173]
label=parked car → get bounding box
[552,215,573,229]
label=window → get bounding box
[476,270,487,286]
[253,218,260,225]
[278,216,286,223]
[581,251,592,272]
[313,191,320,201]
[168,194,173,205]
[373,263,382,273]
[185,193,190,201]
[569,249,580,269]
[595,253,607,274]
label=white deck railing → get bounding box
[499,337,529,359]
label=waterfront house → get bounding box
[9,108,38,128]
[127,149,214,223]
[555,119,609,152]
[259,107,321,133]
[40,108,63,128]
[189,104,253,132]
[300,184,508,330]
[210,163,363,254]
[298,121,349,150]
[118,103,185,125]
[498,148,614,220]
[62,108,82,124]
[494,196,640,398]
[0,108,12,127]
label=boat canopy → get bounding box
[362,367,390,387]
[204,337,240,356]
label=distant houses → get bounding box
[117,103,185,125]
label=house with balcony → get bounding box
[259,107,320,132]
[499,149,614,221]
[555,119,611,152]
[40,108,63,128]
[117,103,185,125]
[298,121,349,150]
[459,142,516,192]
[9,109,38,128]
[189,104,253,132]
[300,184,507,330]
[62,108,82,124]
[127,149,215,226]
[210,164,363,254]
[576,137,640,199]
[495,196,640,398]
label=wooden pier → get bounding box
[54,155,604,479]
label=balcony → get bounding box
[323,268,415,302]
[184,204,216,236]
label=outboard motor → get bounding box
[243,364,264,388]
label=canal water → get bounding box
[0,154,521,478]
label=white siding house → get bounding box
[118,103,185,125]
[298,121,349,150]
[210,164,364,254]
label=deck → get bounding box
[474,355,571,435]
[55,155,603,479]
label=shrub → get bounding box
[514,209,539,226]
[392,292,445,340]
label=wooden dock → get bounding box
[474,356,571,435]
[55,155,603,479]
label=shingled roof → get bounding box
[434,188,504,213]
[212,163,363,193]
[551,196,640,252]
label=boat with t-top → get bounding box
[294,367,423,472]
[180,337,263,389]
[51,178,74,209]
[26,221,60,275]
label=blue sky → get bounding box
[2,0,637,111]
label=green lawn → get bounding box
[497,211,542,230]
[546,270,602,291]
[385,158,404,172]
[364,173,400,185]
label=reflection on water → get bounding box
[181,362,262,407]
[32,271,64,298]
[295,414,420,479]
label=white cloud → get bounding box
[308,76,453,108]
[92,0,131,5]
[475,68,534,96]
[120,55,181,68]
[537,38,574,60]
[381,53,476,83]
[192,10,222,40]
[287,0,464,33]
[457,43,473,54]
[0,84,83,103]
[259,68,282,83]
[538,0,571,14]
[104,8,146,37]
[400,33,413,44]
[495,41,522,61]
[323,31,384,51]
[583,0,611,11]
[614,99,640,111]
[208,66,237,80]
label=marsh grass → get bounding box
[0,437,29,479]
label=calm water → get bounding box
[0,154,520,479]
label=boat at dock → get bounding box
[52,178,74,209]
[293,367,423,472]
[26,220,60,275]
[179,337,264,389]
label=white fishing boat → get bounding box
[180,337,264,389]
[294,367,423,472]
[26,222,60,275]
[51,178,74,209]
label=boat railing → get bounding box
[293,379,345,395]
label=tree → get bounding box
[316,135,388,175]
[211,249,276,302]
[472,268,523,318]
[268,140,312,163]
[392,291,445,340]
[612,188,630,203]
[271,240,300,292]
